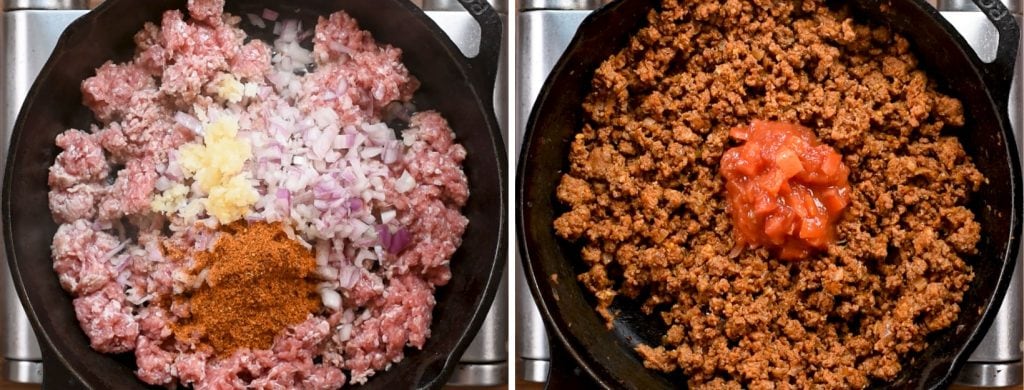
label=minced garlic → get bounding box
[179,116,250,193]
[205,172,259,223]
[150,183,189,214]
[215,74,245,103]
[154,115,258,224]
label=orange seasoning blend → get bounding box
[173,221,321,353]
[719,121,851,260]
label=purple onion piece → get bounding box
[262,8,279,21]
[347,198,363,212]
[389,228,412,254]
[376,224,392,252]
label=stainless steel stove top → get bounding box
[516,1,1024,387]
[0,0,508,387]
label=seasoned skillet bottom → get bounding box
[553,0,984,388]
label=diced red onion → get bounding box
[315,240,330,266]
[354,248,375,265]
[379,209,396,224]
[266,71,289,89]
[328,41,355,56]
[382,140,403,165]
[338,265,358,290]
[360,147,382,159]
[154,177,172,192]
[395,170,416,193]
[246,13,266,29]
[262,8,279,21]
[346,198,363,212]
[318,265,339,280]
[336,78,349,95]
[320,288,341,311]
[280,19,299,42]
[92,219,113,231]
[173,111,202,135]
[275,188,291,211]
[115,254,131,273]
[375,224,392,250]
[335,133,356,149]
[312,136,332,159]
[258,85,273,99]
[338,323,353,341]
[193,268,209,290]
[389,228,412,254]
[114,256,131,278]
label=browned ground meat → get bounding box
[552,0,985,388]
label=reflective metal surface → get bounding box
[515,8,592,383]
[946,10,1024,387]
[517,358,550,383]
[430,9,509,387]
[956,362,1024,387]
[446,363,507,386]
[2,11,87,384]
[423,0,507,13]
[459,270,508,363]
[519,0,610,11]
[450,270,508,386]
[3,360,42,384]
[939,0,1021,13]
[515,251,549,383]
[3,0,84,11]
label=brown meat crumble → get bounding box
[552,0,985,388]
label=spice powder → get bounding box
[173,221,322,353]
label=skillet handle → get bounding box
[971,0,1020,105]
[456,0,502,105]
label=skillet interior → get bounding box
[3,0,506,389]
[517,0,1021,389]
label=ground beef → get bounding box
[49,183,104,223]
[51,220,120,295]
[230,40,272,80]
[81,62,157,123]
[312,12,377,64]
[552,0,984,388]
[73,283,139,353]
[98,157,158,221]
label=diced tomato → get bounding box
[719,121,851,261]
[730,124,751,140]
[763,213,790,243]
[759,170,786,196]
[821,152,841,177]
[821,188,847,212]
[775,148,804,178]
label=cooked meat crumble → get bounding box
[552,0,985,388]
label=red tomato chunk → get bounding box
[719,121,851,260]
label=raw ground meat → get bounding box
[553,0,984,388]
[73,283,139,353]
[46,0,469,388]
[51,220,120,296]
[81,63,156,123]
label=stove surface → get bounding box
[516,3,1024,388]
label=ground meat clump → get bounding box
[553,0,984,388]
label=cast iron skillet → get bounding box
[3,0,506,389]
[518,0,1021,388]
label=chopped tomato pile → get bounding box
[719,121,851,260]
